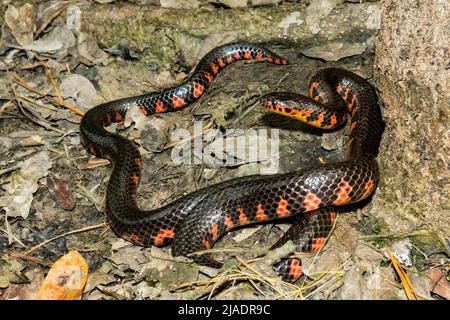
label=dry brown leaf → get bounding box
[59,74,99,111]
[35,1,69,35]
[426,268,450,300]
[4,4,35,47]
[76,32,109,66]
[47,173,76,211]
[0,266,44,300]
[0,151,52,220]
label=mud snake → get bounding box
[80,42,383,282]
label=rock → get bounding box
[160,0,201,8]
[373,0,449,240]
[277,11,304,36]
[301,42,368,61]
[251,0,283,6]
[321,130,344,151]
[218,0,248,7]
[305,0,342,34]
[80,2,381,70]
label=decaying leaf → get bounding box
[124,103,150,134]
[203,128,279,169]
[138,247,199,289]
[0,23,16,55]
[94,0,117,4]
[4,4,35,47]
[0,257,28,291]
[0,266,45,300]
[0,2,108,68]
[0,151,52,220]
[35,1,70,36]
[76,32,109,66]
[23,25,76,58]
[47,173,76,211]
[110,241,149,272]
[84,271,117,293]
[59,74,99,111]
[426,268,450,300]
[66,5,82,33]
[36,250,88,300]
[232,226,263,243]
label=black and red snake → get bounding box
[80,42,383,282]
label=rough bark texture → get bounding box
[372,0,449,238]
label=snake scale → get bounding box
[80,42,383,281]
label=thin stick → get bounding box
[18,94,58,112]
[0,100,15,113]
[162,121,214,150]
[386,248,417,300]
[277,72,290,87]
[231,97,261,127]
[358,229,432,240]
[13,74,48,97]
[8,252,47,265]
[0,164,21,176]
[14,69,85,117]
[6,68,64,134]
[0,228,27,247]
[40,61,86,116]
[24,223,106,255]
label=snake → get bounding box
[80,42,383,282]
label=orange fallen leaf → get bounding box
[386,248,417,300]
[35,250,88,300]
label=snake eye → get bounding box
[261,95,278,109]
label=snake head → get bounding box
[260,93,281,111]
[260,92,301,112]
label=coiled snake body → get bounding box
[80,43,383,282]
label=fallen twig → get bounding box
[24,223,106,255]
[0,228,27,247]
[162,121,214,150]
[8,251,48,266]
[386,248,418,300]
[40,61,85,116]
